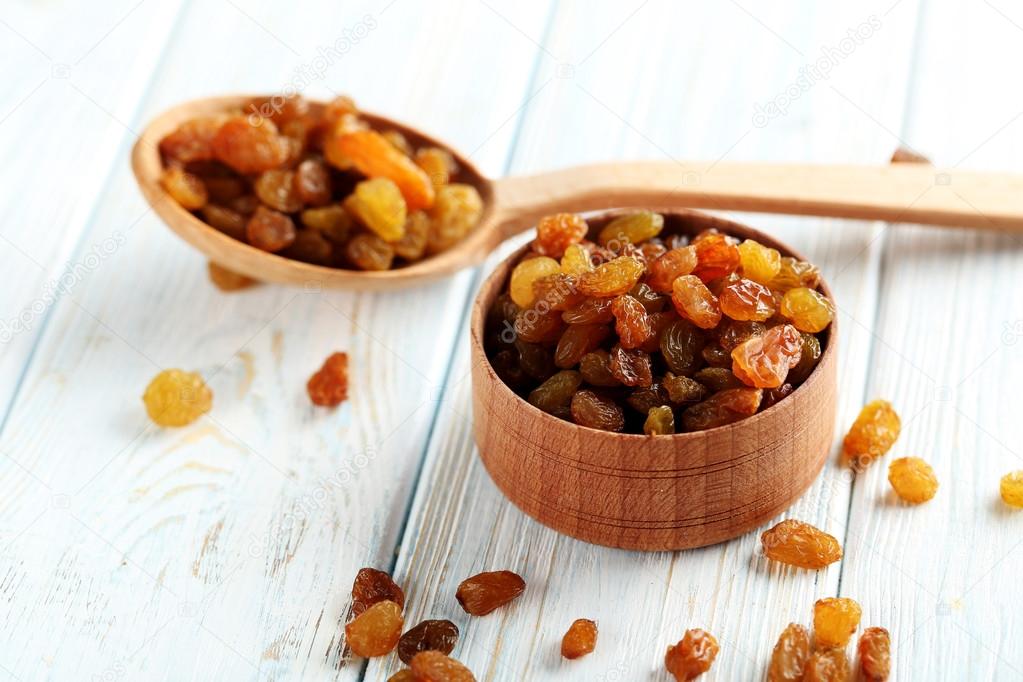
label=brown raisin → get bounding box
[609,345,653,387]
[761,519,842,569]
[254,169,302,212]
[294,158,332,206]
[212,115,289,174]
[857,626,891,682]
[346,233,395,271]
[208,262,256,291]
[664,628,719,681]
[561,619,598,660]
[571,390,625,432]
[345,600,403,657]
[397,619,459,664]
[660,319,704,375]
[246,206,296,252]
[282,229,334,266]
[579,350,621,387]
[160,116,223,163]
[201,204,248,241]
[455,570,525,616]
[787,333,821,384]
[307,352,349,407]
[663,373,706,404]
[626,383,670,413]
[611,294,653,349]
[409,651,476,682]
[555,324,610,369]
[682,388,762,431]
[562,297,614,325]
[693,367,745,392]
[528,370,582,419]
[161,166,208,210]
[514,307,564,344]
[351,567,404,616]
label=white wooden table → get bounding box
[2,1,1022,679]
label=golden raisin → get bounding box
[858,626,891,681]
[415,146,456,189]
[397,619,459,664]
[803,648,849,682]
[344,600,403,657]
[731,324,802,388]
[301,204,352,244]
[691,233,740,282]
[737,239,781,284]
[647,246,698,293]
[771,256,820,291]
[767,623,810,682]
[597,211,664,247]
[208,262,256,291]
[644,405,675,435]
[888,457,938,504]
[334,129,435,210]
[534,213,588,258]
[306,352,349,407]
[719,278,776,322]
[761,519,842,569]
[409,651,476,682]
[142,369,212,427]
[160,166,208,210]
[351,567,405,616]
[842,400,901,468]
[393,211,430,261]
[577,256,645,297]
[254,169,302,212]
[344,178,408,242]
[813,597,861,648]
[562,297,614,325]
[664,628,719,681]
[246,206,296,252]
[561,619,597,660]
[426,184,483,254]
[780,287,834,333]
[671,275,721,329]
[510,257,561,308]
[455,570,525,616]
[560,243,594,276]
[346,233,395,271]
[159,116,223,163]
[1000,470,1023,508]
[212,115,289,174]
[202,204,247,241]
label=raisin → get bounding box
[161,166,208,210]
[528,370,582,419]
[393,210,430,261]
[561,619,597,660]
[737,239,781,285]
[571,389,625,432]
[813,597,861,648]
[231,194,260,215]
[842,400,901,468]
[208,262,256,291]
[771,257,820,291]
[212,115,289,174]
[803,649,849,682]
[717,320,767,351]
[202,175,247,203]
[534,213,588,258]
[294,158,332,206]
[787,333,822,384]
[415,147,456,189]
[761,519,842,569]
[201,204,248,241]
[719,278,776,322]
[282,229,333,266]
[682,388,761,431]
[660,319,704,375]
[307,352,349,407]
[888,457,938,504]
[388,671,414,682]
[780,287,834,332]
[246,206,296,252]
[609,345,653,387]
[555,325,610,368]
[647,246,698,293]
[254,169,303,212]
[455,570,525,616]
[692,233,740,282]
[767,623,810,682]
[516,340,556,381]
[346,233,395,271]
[344,178,408,242]
[626,383,670,413]
[597,211,664,247]
[640,311,675,353]
[701,343,731,368]
[532,274,585,311]
[160,116,223,163]
[351,567,405,616]
[245,94,310,126]
[345,600,403,657]
[301,204,353,244]
[629,282,668,312]
[857,626,891,682]
[426,184,483,254]
[1001,471,1023,508]
[510,257,562,308]
[577,256,645,297]
[333,129,435,210]
[640,240,668,262]
[611,295,653,349]
[562,297,614,325]
[579,350,621,387]
[891,146,931,164]
[560,243,594,276]
[514,308,564,344]
[644,405,675,435]
[383,129,414,156]
[693,367,745,392]
[761,383,794,409]
[663,373,705,403]
[664,628,719,681]
[142,369,212,427]
[731,324,802,388]
[490,349,527,389]
[397,619,459,664]
[671,275,721,329]
[409,651,476,682]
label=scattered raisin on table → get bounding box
[143,369,213,427]
[843,399,901,468]
[307,352,349,407]
[344,600,403,657]
[858,626,891,681]
[767,623,810,682]
[664,628,719,681]
[813,597,861,648]
[409,651,476,681]
[397,619,459,664]
[888,457,939,504]
[455,570,526,616]
[761,519,842,569]
[803,648,849,682]
[561,618,598,659]
[1000,470,1023,508]
[484,211,833,434]
[158,94,482,270]
[351,567,405,616]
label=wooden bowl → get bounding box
[470,209,838,551]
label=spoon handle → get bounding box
[490,161,1023,237]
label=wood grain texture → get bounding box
[471,210,838,551]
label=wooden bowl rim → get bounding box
[470,207,838,444]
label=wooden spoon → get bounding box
[133,95,1023,290]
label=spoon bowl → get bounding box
[134,95,1023,290]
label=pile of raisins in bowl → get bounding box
[484,211,834,434]
[158,94,484,271]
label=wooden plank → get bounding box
[0,2,551,680]
[370,1,924,679]
[0,0,188,418]
[839,1,1023,678]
